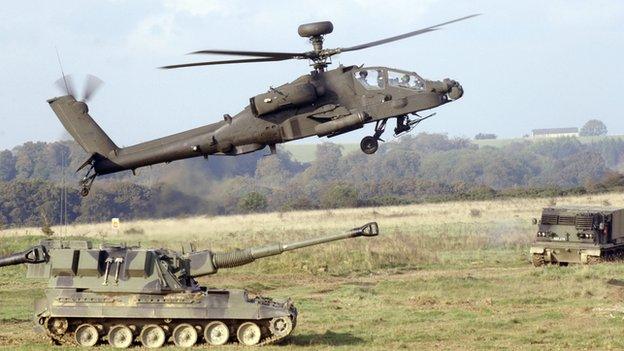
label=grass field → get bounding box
[2,192,624,350]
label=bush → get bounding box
[238,192,268,213]
[320,183,359,209]
[580,119,607,136]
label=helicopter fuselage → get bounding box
[47,16,476,196]
[54,64,462,177]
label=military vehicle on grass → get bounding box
[530,206,624,266]
[0,222,378,347]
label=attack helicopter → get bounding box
[48,15,478,196]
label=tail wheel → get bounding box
[237,322,262,346]
[204,321,229,346]
[172,323,198,347]
[532,253,545,267]
[75,324,99,347]
[140,324,166,348]
[268,316,293,338]
[108,325,133,348]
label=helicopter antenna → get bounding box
[55,47,73,97]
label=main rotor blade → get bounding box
[159,57,292,69]
[190,49,304,59]
[83,75,104,102]
[341,14,481,52]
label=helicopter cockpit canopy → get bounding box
[354,68,425,92]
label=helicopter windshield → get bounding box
[387,70,424,91]
[354,69,384,90]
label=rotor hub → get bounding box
[297,21,334,38]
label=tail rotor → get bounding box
[54,74,104,102]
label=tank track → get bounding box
[41,313,297,347]
[532,249,624,266]
[532,253,545,267]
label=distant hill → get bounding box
[284,134,624,162]
[472,134,624,148]
[2,133,623,227]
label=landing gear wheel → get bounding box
[237,322,262,346]
[75,324,99,347]
[532,253,544,267]
[140,324,166,348]
[204,321,229,346]
[46,317,68,336]
[268,316,293,338]
[360,136,379,154]
[172,323,197,347]
[78,171,97,197]
[108,325,133,348]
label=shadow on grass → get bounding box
[607,279,624,287]
[288,330,364,346]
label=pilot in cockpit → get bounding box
[357,70,370,87]
[400,74,411,87]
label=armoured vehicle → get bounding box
[0,222,378,347]
[530,206,624,266]
[48,15,479,196]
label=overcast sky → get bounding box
[0,0,622,150]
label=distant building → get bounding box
[531,127,579,139]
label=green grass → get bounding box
[1,193,624,349]
[7,255,624,350]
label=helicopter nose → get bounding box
[443,78,463,100]
[426,79,463,101]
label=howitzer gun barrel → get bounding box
[0,245,48,268]
[211,222,378,270]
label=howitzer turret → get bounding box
[0,222,379,348]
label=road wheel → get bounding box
[75,324,99,347]
[532,253,545,267]
[268,316,293,338]
[108,325,133,348]
[204,321,229,346]
[46,317,68,336]
[140,324,166,348]
[172,323,197,347]
[237,322,262,346]
[360,136,378,154]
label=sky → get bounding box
[0,0,622,150]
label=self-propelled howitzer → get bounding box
[0,222,378,348]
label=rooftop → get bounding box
[532,127,579,135]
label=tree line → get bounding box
[1,133,623,227]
